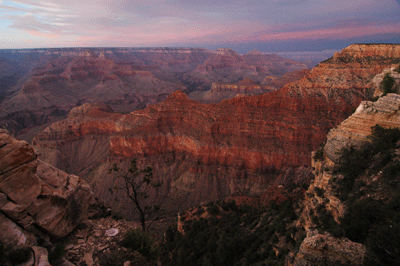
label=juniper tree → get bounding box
[109,159,161,231]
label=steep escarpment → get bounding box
[0,129,92,251]
[294,93,400,265]
[32,44,400,214]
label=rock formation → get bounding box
[0,47,309,140]
[324,93,400,162]
[0,129,92,248]
[184,48,308,90]
[31,44,400,215]
[189,78,276,103]
[372,65,400,97]
[293,231,366,266]
[294,92,400,265]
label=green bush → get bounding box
[381,73,395,95]
[121,229,158,260]
[313,148,324,161]
[207,204,220,216]
[98,250,125,266]
[382,161,400,180]
[333,125,400,199]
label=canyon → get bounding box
[0,47,308,139]
[31,44,400,214]
[1,43,400,265]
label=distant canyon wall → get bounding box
[32,44,400,213]
[0,47,308,139]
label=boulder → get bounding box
[0,129,92,248]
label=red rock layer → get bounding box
[32,44,400,212]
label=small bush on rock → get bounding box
[381,73,395,95]
[99,250,125,266]
[121,229,158,260]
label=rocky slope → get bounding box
[31,44,400,216]
[293,93,400,265]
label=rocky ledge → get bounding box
[0,129,92,248]
[324,93,400,162]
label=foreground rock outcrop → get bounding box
[324,93,400,162]
[294,92,400,265]
[293,231,366,266]
[0,129,92,248]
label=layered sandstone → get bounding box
[324,93,400,162]
[0,129,92,247]
[0,47,309,139]
[294,91,400,265]
[190,78,275,103]
[32,44,400,213]
[192,69,310,104]
[372,65,400,97]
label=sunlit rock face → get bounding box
[324,93,400,163]
[31,44,400,213]
[0,129,92,247]
[0,47,309,140]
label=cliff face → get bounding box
[189,78,275,103]
[190,69,310,104]
[324,93,400,162]
[294,93,400,265]
[0,129,92,249]
[31,45,400,214]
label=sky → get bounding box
[0,0,399,53]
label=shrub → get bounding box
[382,161,400,180]
[313,148,324,161]
[207,204,220,216]
[121,229,158,260]
[381,73,395,95]
[98,250,125,266]
[195,208,205,216]
[370,96,380,102]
